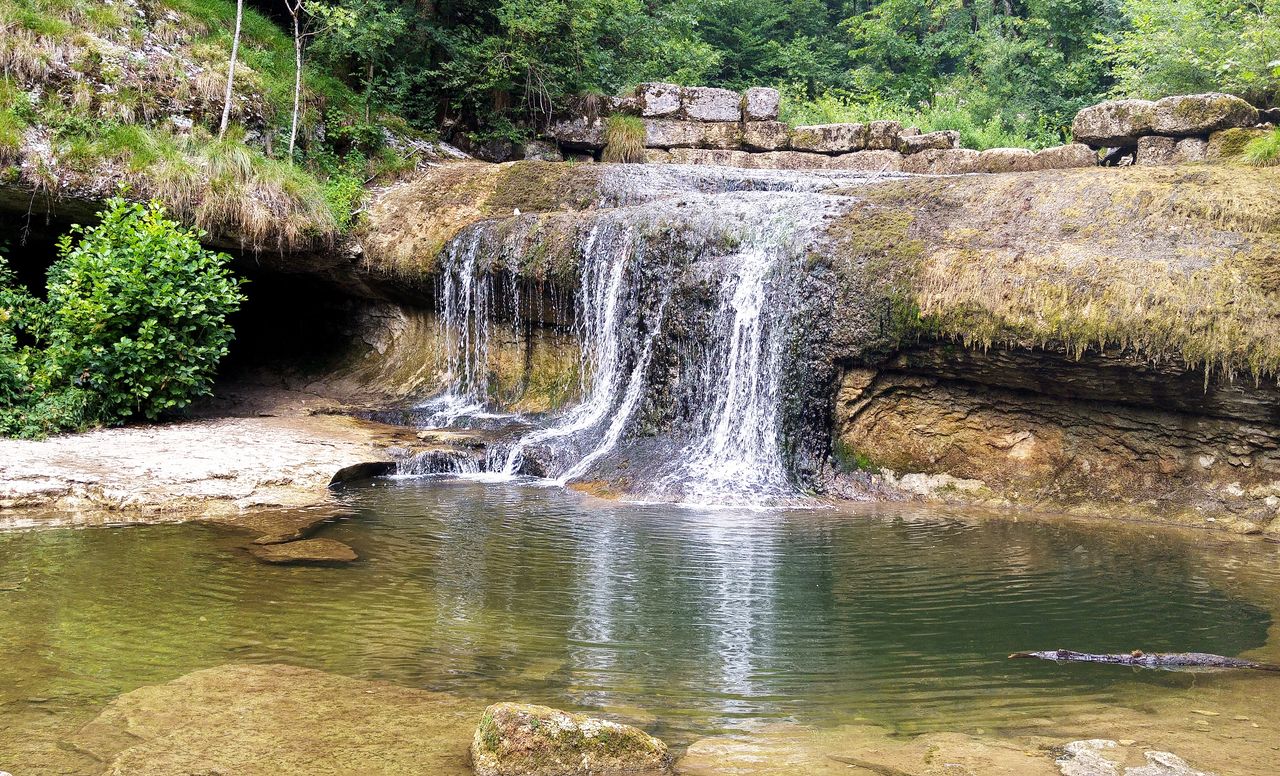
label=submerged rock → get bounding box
[248,538,358,565]
[1057,739,1215,776]
[470,702,671,776]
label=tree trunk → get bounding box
[219,0,244,139]
[289,9,303,160]
[365,61,374,122]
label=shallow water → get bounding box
[2,478,1279,771]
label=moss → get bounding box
[485,161,603,213]
[477,712,500,753]
[833,438,878,473]
[1211,128,1268,159]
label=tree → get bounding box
[219,0,245,138]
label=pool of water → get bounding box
[2,477,1279,771]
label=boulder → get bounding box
[1152,92,1259,136]
[664,149,755,167]
[523,140,564,162]
[742,121,790,151]
[636,83,682,118]
[975,147,1037,172]
[1031,143,1098,169]
[827,150,904,172]
[790,123,867,154]
[742,87,781,121]
[549,116,606,150]
[642,119,740,149]
[749,150,833,169]
[1205,127,1270,159]
[900,130,960,154]
[1071,99,1157,147]
[864,120,904,151]
[1136,135,1208,165]
[901,148,980,174]
[471,702,671,776]
[682,86,741,122]
[248,538,358,565]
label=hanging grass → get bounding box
[602,115,646,164]
[1242,129,1280,167]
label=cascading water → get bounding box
[412,164,899,506]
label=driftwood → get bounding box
[1009,649,1280,671]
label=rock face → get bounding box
[1151,92,1259,136]
[248,538,359,565]
[790,123,867,153]
[864,120,904,151]
[643,119,741,149]
[682,86,741,122]
[742,121,791,151]
[1136,136,1208,165]
[637,83,682,117]
[742,87,781,121]
[1072,99,1158,146]
[900,130,959,153]
[470,702,671,776]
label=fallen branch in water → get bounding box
[826,755,917,776]
[1009,649,1280,671]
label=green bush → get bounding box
[41,197,247,423]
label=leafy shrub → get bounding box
[41,197,246,423]
[1242,129,1280,167]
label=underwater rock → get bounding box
[742,87,781,121]
[1072,99,1158,147]
[1057,739,1215,776]
[248,538,358,565]
[470,702,671,776]
[1151,93,1259,137]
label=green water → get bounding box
[1,477,1278,770]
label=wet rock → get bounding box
[662,149,755,167]
[682,86,741,122]
[1032,143,1099,169]
[642,119,741,149]
[69,664,479,775]
[329,461,396,486]
[827,150,903,172]
[749,150,833,169]
[864,120,904,151]
[1136,136,1208,165]
[1151,93,1259,137]
[549,116,606,150]
[790,123,867,154]
[900,129,959,153]
[470,702,671,776]
[742,87,781,121]
[1072,99,1157,147]
[900,147,980,174]
[1056,739,1215,776]
[742,121,791,151]
[1205,127,1269,159]
[523,140,564,162]
[637,83,682,118]
[975,147,1037,172]
[248,538,358,565]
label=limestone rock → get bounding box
[1056,739,1215,776]
[642,119,740,149]
[790,123,867,154]
[827,150,903,172]
[642,149,673,164]
[750,150,834,169]
[1152,93,1259,136]
[900,130,959,154]
[69,664,479,776]
[664,149,754,167]
[864,120,904,151]
[471,702,671,776]
[549,116,606,150]
[605,95,640,116]
[1032,143,1098,169]
[1205,127,1269,159]
[975,147,1037,172]
[742,87,781,121]
[523,140,564,162]
[636,83,682,118]
[742,121,790,151]
[248,538,358,565]
[1072,99,1157,146]
[900,148,980,174]
[682,86,741,122]
[1136,136,1208,165]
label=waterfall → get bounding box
[415,165,894,506]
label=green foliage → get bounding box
[1242,129,1280,166]
[39,198,246,424]
[1101,0,1280,106]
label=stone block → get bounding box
[1030,143,1098,169]
[742,121,790,151]
[1072,99,1157,147]
[1152,93,1260,136]
[1206,127,1270,159]
[682,86,741,122]
[642,119,741,149]
[975,147,1037,173]
[790,123,867,154]
[901,148,980,174]
[636,82,682,117]
[827,150,904,172]
[742,87,781,121]
[864,120,904,151]
[900,130,959,154]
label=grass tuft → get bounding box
[1242,129,1280,167]
[602,115,646,163]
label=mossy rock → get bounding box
[1207,127,1270,159]
[470,702,671,776]
[1153,93,1260,136]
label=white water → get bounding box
[415,165,894,505]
